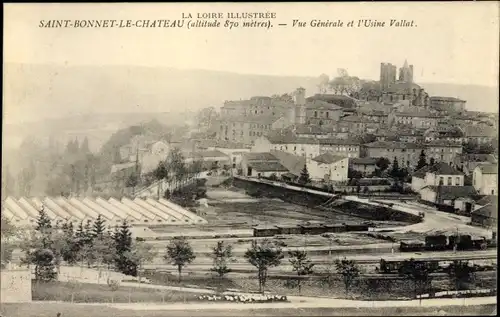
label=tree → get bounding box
[31,248,58,281]
[125,240,158,284]
[328,69,361,96]
[210,241,234,285]
[446,260,476,292]
[375,157,390,173]
[335,257,360,296]
[399,259,434,301]
[298,164,311,185]
[317,74,330,93]
[164,236,196,282]
[389,157,400,179]
[35,206,53,248]
[289,250,314,294]
[80,137,90,155]
[348,168,363,180]
[1,214,15,268]
[416,150,427,170]
[92,215,106,239]
[114,220,137,276]
[429,157,436,166]
[244,239,284,294]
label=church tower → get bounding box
[293,87,307,125]
[398,59,414,83]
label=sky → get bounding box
[4,2,499,86]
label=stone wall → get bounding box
[0,269,32,303]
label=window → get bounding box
[439,177,444,185]
[447,177,452,185]
[314,111,318,118]
[455,177,460,185]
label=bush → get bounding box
[107,279,120,291]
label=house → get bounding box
[411,162,464,193]
[110,162,138,189]
[241,152,288,178]
[473,164,498,195]
[184,150,231,171]
[364,141,424,169]
[269,150,306,179]
[305,100,344,126]
[462,125,496,144]
[350,157,378,176]
[429,96,466,114]
[389,109,440,130]
[454,154,497,176]
[424,126,464,144]
[318,137,362,158]
[397,128,425,143]
[419,185,478,206]
[339,115,379,134]
[308,153,349,182]
[251,129,321,158]
[424,140,463,166]
[471,201,498,228]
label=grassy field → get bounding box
[1,302,496,317]
[31,280,202,303]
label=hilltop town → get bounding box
[1,61,498,315]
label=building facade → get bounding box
[473,164,498,196]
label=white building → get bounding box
[308,153,349,182]
[473,164,498,195]
[411,162,464,193]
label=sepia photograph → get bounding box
[1,2,498,316]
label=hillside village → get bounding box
[91,61,499,228]
[1,60,498,310]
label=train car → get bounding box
[400,240,425,252]
[448,234,474,250]
[253,226,279,237]
[379,258,441,274]
[276,225,302,235]
[324,224,346,233]
[300,224,328,235]
[344,222,369,232]
[425,234,448,251]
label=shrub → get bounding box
[107,279,120,291]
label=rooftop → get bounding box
[312,152,346,164]
[364,141,423,149]
[187,149,229,159]
[244,152,278,161]
[270,150,306,177]
[351,157,378,165]
[472,203,498,220]
[424,140,463,147]
[247,161,289,172]
[412,162,463,177]
[423,185,478,200]
[477,164,498,175]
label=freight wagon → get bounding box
[253,222,371,237]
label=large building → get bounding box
[380,63,397,90]
[398,60,414,83]
[217,88,344,145]
[2,196,207,227]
